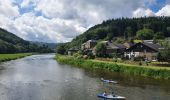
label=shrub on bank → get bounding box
[56,55,170,80]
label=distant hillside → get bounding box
[30,41,57,49]
[0,28,54,53]
[64,17,170,49]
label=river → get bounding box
[0,54,169,100]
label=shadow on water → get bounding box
[65,63,170,93]
[66,63,170,86]
[85,68,170,87]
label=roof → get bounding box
[101,41,108,43]
[115,44,127,49]
[107,42,126,50]
[68,48,79,51]
[126,42,163,52]
[87,40,96,43]
[143,40,154,43]
[123,42,135,48]
[143,42,163,51]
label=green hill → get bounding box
[60,17,170,51]
[0,28,54,53]
[30,41,57,49]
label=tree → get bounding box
[167,27,170,36]
[106,32,114,41]
[96,28,107,39]
[143,23,151,29]
[158,40,170,63]
[125,26,133,40]
[158,48,170,63]
[154,32,164,39]
[115,37,125,44]
[56,45,66,55]
[95,42,107,57]
[157,52,164,62]
[136,28,154,40]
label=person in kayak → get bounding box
[102,91,107,96]
[106,92,115,98]
[112,91,116,97]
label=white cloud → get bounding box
[133,4,170,18]
[132,8,155,17]
[0,0,19,18]
[20,0,30,8]
[0,0,170,43]
[12,13,84,43]
[156,5,170,16]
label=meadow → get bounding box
[0,53,32,62]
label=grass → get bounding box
[0,53,32,62]
[55,55,170,80]
[134,39,143,43]
[93,59,170,70]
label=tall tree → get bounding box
[95,42,107,57]
[106,32,114,41]
[56,45,66,55]
[136,28,154,40]
[154,32,164,39]
[125,26,133,40]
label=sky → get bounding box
[0,0,170,43]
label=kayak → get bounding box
[97,93,126,100]
[101,78,118,84]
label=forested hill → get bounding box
[65,17,170,49]
[30,41,57,49]
[0,28,54,53]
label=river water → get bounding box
[0,54,169,100]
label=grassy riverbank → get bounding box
[56,55,170,80]
[0,53,32,62]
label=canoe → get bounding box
[101,78,118,84]
[97,93,126,100]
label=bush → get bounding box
[112,58,117,62]
[139,62,142,66]
[87,52,95,59]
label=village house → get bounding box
[123,42,135,49]
[124,42,164,61]
[104,41,126,54]
[68,48,79,56]
[93,41,127,56]
[81,40,97,54]
[81,40,97,50]
[80,40,164,61]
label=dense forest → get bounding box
[0,28,54,53]
[58,17,170,52]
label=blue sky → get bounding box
[146,0,166,12]
[0,0,170,43]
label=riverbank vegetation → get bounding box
[0,53,32,62]
[56,55,170,80]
